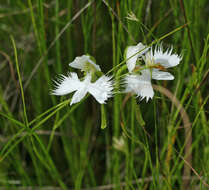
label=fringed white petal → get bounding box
[151,69,174,80]
[69,55,101,72]
[70,73,92,105]
[126,42,148,72]
[88,75,113,104]
[153,45,182,68]
[124,69,154,102]
[70,88,88,105]
[51,72,82,96]
[52,72,113,105]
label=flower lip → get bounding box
[124,69,154,102]
[51,72,81,96]
[151,45,182,68]
[51,72,113,105]
[88,75,113,104]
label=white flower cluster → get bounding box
[51,42,181,105]
[124,42,182,102]
[51,55,113,105]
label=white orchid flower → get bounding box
[125,44,182,102]
[113,135,126,153]
[126,42,148,73]
[69,55,101,73]
[51,72,113,105]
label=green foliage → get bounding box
[0,0,208,189]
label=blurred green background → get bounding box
[0,0,208,189]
